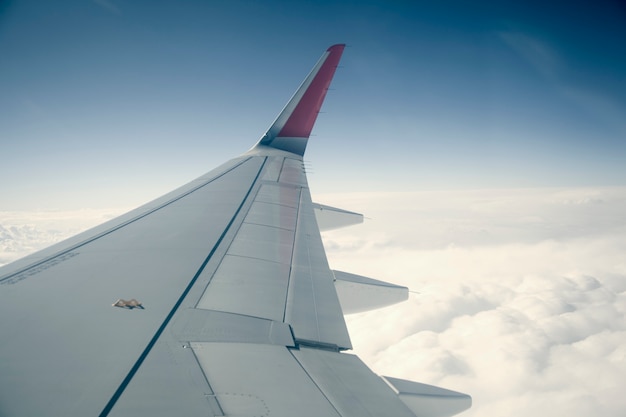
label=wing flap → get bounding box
[292,347,417,417]
[192,343,342,417]
[285,183,352,349]
[195,179,299,322]
[170,309,294,346]
[196,254,291,320]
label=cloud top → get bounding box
[321,187,626,417]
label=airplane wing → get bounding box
[0,44,471,417]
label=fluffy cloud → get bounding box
[320,187,626,417]
[0,208,125,266]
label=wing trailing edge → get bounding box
[254,44,345,156]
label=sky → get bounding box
[1,1,626,416]
[1,0,625,209]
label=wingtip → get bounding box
[255,44,345,156]
[327,44,346,52]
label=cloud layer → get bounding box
[320,187,626,417]
[0,208,124,266]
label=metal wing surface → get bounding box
[0,45,471,417]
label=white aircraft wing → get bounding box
[0,45,471,417]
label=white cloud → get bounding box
[0,208,125,266]
[320,187,626,417]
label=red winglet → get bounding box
[255,44,345,156]
[277,44,345,138]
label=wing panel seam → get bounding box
[216,252,289,266]
[287,348,343,417]
[188,344,225,416]
[276,157,287,182]
[281,187,303,322]
[242,220,295,232]
[98,157,267,417]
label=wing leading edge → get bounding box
[0,45,471,417]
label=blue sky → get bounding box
[1,0,625,209]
